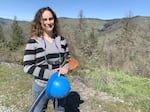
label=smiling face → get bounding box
[41,10,55,34]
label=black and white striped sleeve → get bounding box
[23,39,55,81]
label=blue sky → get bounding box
[0,0,149,21]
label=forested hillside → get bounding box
[1,16,150,77]
[0,16,150,112]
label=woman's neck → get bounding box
[43,32,53,43]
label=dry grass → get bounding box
[0,63,32,112]
[0,63,63,112]
[1,63,149,112]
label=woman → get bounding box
[23,7,70,112]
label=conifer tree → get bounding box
[0,24,6,48]
[0,24,5,42]
[9,16,24,50]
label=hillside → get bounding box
[0,16,150,111]
[0,16,150,76]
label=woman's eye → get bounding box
[43,18,47,21]
[49,17,54,20]
[43,17,54,21]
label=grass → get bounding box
[0,63,57,112]
[87,67,150,112]
[0,63,33,112]
[1,63,150,112]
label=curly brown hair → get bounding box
[29,7,61,38]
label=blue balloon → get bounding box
[46,71,71,98]
[50,76,70,98]
[46,71,59,98]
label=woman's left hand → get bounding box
[54,67,68,75]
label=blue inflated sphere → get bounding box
[50,76,70,98]
[46,71,59,98]
[46,71,70,98]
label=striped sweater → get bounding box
[23,35,70,86]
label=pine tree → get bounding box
[9,16,25,50]
[0,24,5,42]
[0,24,6,48]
